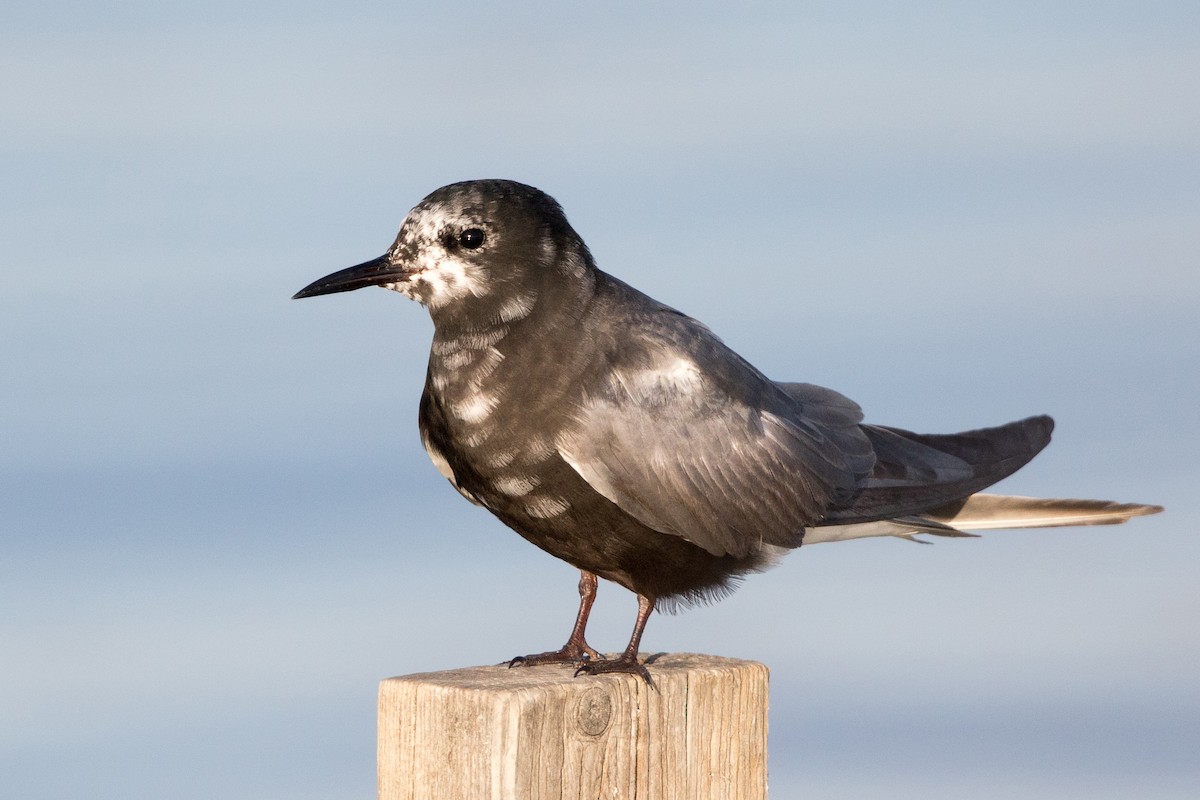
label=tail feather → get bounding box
[804,493,1162,545]
[821,416,1055,524]
[926,493,1164,530]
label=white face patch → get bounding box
[420,255,489,310]
[387,249,489,311]
[383,201,492,310]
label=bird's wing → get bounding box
[556,327,870,558]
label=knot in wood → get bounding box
[573,686,613,737]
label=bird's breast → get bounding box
[420,338,582,523]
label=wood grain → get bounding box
[378,653,769,799]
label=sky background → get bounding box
[3,2,1198,798]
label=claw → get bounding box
[504,577,657,688]
[574,656,655,687]
[507,641,600,669]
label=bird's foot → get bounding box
[507,641,601,669]
[574,654,654,687]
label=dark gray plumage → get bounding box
[294,179,1161,680]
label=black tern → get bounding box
[295,179,1161,681]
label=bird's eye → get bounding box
[458,228,486,249]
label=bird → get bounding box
[293,179,1162,682]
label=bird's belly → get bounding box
[423,383,770,605]
[448,440,769,605]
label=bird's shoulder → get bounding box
[578,272,774,408]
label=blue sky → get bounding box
[3,2,1197,798]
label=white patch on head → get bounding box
[435,259,488,307]
[404,201,451,243]
[410,252,489,311]
[452,392,499,423]
[493,475,540,497]
[525,495,570,519]
[383,201,492,310]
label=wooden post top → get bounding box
[379,653,769,800]
[382,651,765,690]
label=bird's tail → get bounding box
[803,493,1162,545]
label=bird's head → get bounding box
[293,180,594,326]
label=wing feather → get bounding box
[557,330,868,558]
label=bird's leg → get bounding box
[575,594,655,685]
[508,570,603,668]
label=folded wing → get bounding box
[557,345,871,558]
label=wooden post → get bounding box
[378,652,768,800]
